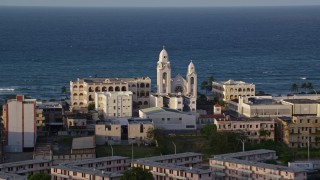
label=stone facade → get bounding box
[212,80,255,101]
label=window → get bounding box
[162,118,165,121]
[167,118,170,120]
[179,118,182,120]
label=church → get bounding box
[150,47,197,112]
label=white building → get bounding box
[139,107,196,130]
[212,79,255,101]
[237,96,292,118]
[154,47,197,112]
[2,95,37,152]
[95,92,133,119]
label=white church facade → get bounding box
[150,47,197,112]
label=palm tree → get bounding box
[306,82,314,92]
[301,83,308,93]
[290,83,299,93]
[201,81,209,94]
[61,86,67,99]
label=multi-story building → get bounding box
[37,102,64,134]
[0,159,51,177]
[210,149,307,180]
[237,96,292,118]
[133,152,212,180]
[95,118,154,145]
[277,116,320,148]
[95,91,132,119]
[214,119,275,142]
[212,80,255,101]
[139,107,197,130]
[70,77,151,110]
[2,95,37,152]
[51,156,129,180]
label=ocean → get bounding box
[0,6,320,103]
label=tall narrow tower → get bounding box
[186,60,197,97]
[157,47,171,94]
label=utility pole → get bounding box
[109,143,113,156]
[172,141,176,154]
[240,139,245,152]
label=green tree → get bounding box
[200,124,217,139]
[28,173,50,180]
[306,82,314,92]
[121,167,153,180]
[87,103,95,111]
[61,86,67,99]
[259,129,271,141]
[290,83,299,93]
[146,128,169,154]
[200,76,216,94]
[200,81,209,94]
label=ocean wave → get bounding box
[0,88,15,91]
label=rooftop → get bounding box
[214,80,254,86]
[140,107,185,115]
[0,159,51,169]
[137,152,202,162]
[213,149,276,159]
[282,99,320,104]
[52,165,123,178]
[72,136,95,150]
[74,77,150,84]
[61,156,129,166]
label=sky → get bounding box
[1,0,320,7]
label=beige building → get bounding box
[212,80,255,101]
[36,109,45,129]
[214,119,275,142]
[277,116,320,148]
[51,156,129,180]
[95,91,132,119]
[71,136,96,155]
[133,152,212,180]
[238,96,292,118]
[210,149,307,180]
[70,77,151,110]
[95,118,154,145]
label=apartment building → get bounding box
[0,172,24,180]
[70,77,151,110]
[95,118,154,145]
[238,96,292,118]
[51,156,129,180]
[95,91,132,119]
[0,159,51,176]
[133,152,212,180]
[139,107,196,130]
[212,80,255,101]
[277,116,320,148]
[37,102,63,134]
[210,149,307,180]
[2,95,37,152]
[214,119,275,142]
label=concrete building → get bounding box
[277,116,320,148]
[197,114,225,128]
[95,91,132,119]
[2,95,37,152]
[0,172,25,180]
[133,152,212,180]
[214,119,275,142]
[210,149,307,180]
[212,80,255,101]
[37,102,63,134]
[70,77,151,110]
[237,96,292,118]
[139,107,197,130]
[0,159,51,177]
[281,99,320,116]
[51,156,129,180]
[154,47,197,112]
[95,118,154,145]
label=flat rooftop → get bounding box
[74,77,150,83]
[282,99,320,104]
[72,136,95,150]
[213,149,276,159]
[137,152,202,162]
[0,159,51,169]
[63,156,129,166]
[52,165,123,178]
